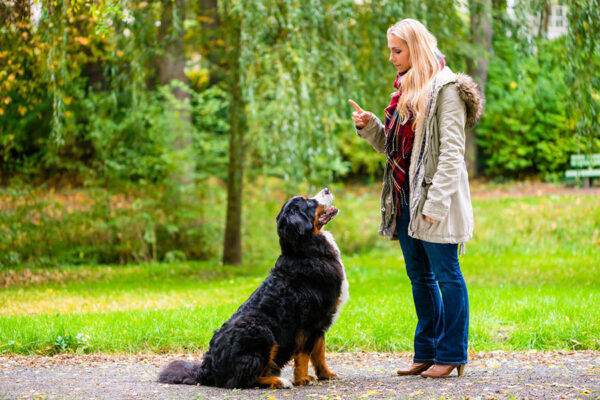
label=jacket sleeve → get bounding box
[355,113,386,154]
[422,83,466,221]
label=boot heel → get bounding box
[457,364,465,377]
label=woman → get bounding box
[349,19,483,378]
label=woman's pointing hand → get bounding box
[349,99,372,129]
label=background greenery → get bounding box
[2,0,599,184]
[0,0,599,356]
[1,186,599,354]
[1,0,599,265]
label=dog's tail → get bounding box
[157,360,209,385]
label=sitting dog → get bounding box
[158,188,348,389]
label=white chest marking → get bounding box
[322,230,349,326]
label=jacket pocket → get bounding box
[417,177,431,217]
[420,176,433,198]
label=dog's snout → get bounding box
[311,188,333,207]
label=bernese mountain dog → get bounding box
[158,188,348,389]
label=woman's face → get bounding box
[388,34,411,73]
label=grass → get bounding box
[0,185,599,355]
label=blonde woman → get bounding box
[349,19,483,378]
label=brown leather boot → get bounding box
[396,362,434,376]
[420,364,465,378]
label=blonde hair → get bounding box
[387,19,442,130]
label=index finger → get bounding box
[348,99,363,113]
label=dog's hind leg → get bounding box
[256,376,293,389]
[310,336,337,380]
[224,354,264,389]
[255,345,292,388]
[260,344,282,377]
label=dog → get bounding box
[158,188,348,389]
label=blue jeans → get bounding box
[396,205,469,365]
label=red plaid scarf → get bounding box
[384,71,413,214]
[384,56,445,215]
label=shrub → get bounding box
[0,184,224,268]
[476,37,584,179]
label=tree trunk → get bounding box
[466,0,493,178]
[157,0,188,89]
[222,19,245,265]
[156,0,195,189]
[538,0,551,38]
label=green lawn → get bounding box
[1,189,599,355]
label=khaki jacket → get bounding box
[357,67,484,245]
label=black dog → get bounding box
[158,188,348,389]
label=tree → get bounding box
[222,13,245,265]
[537,0,551,38]
[466,0,493,177]
[219,0,357,265]
[156,0,195,191]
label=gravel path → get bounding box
[1,351,599,399]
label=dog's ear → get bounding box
[276,204,285,224]
[277,212,313,241]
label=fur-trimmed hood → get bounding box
[454,73,485,126]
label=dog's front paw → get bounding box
[317,370,338,380]
[294,375,317,386]
[277,378,294,389]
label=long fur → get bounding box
[455,73,484,127]
[158,194,346,389]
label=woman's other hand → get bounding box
[423,215,438,223]
[349,99,372,128]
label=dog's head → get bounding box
[276,188,339,244]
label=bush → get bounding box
[0,184,224,268]
[476,37,581,179]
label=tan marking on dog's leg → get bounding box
[293,352,316,386]
[260,344,280,377]
[293,331,316,386]
[310,337,337,380]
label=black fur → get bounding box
[158,195,344,388]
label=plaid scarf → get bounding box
[384,55,446,215]
[384,71,413,214]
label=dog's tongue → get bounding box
[318,206,339,225]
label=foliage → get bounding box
[2,0,596,186]
[77,82,229,185]
[218,0,357,189]
[476,35,583,179]
[0,0,51,183]
[475,4,600,179]
[0,0,228,186]
[49,332,92,355]
[2,177,599,270]
[565,0,600,156]
[0,184,224,268]
[2,1,600,269]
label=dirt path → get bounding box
[1,351,598,399]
